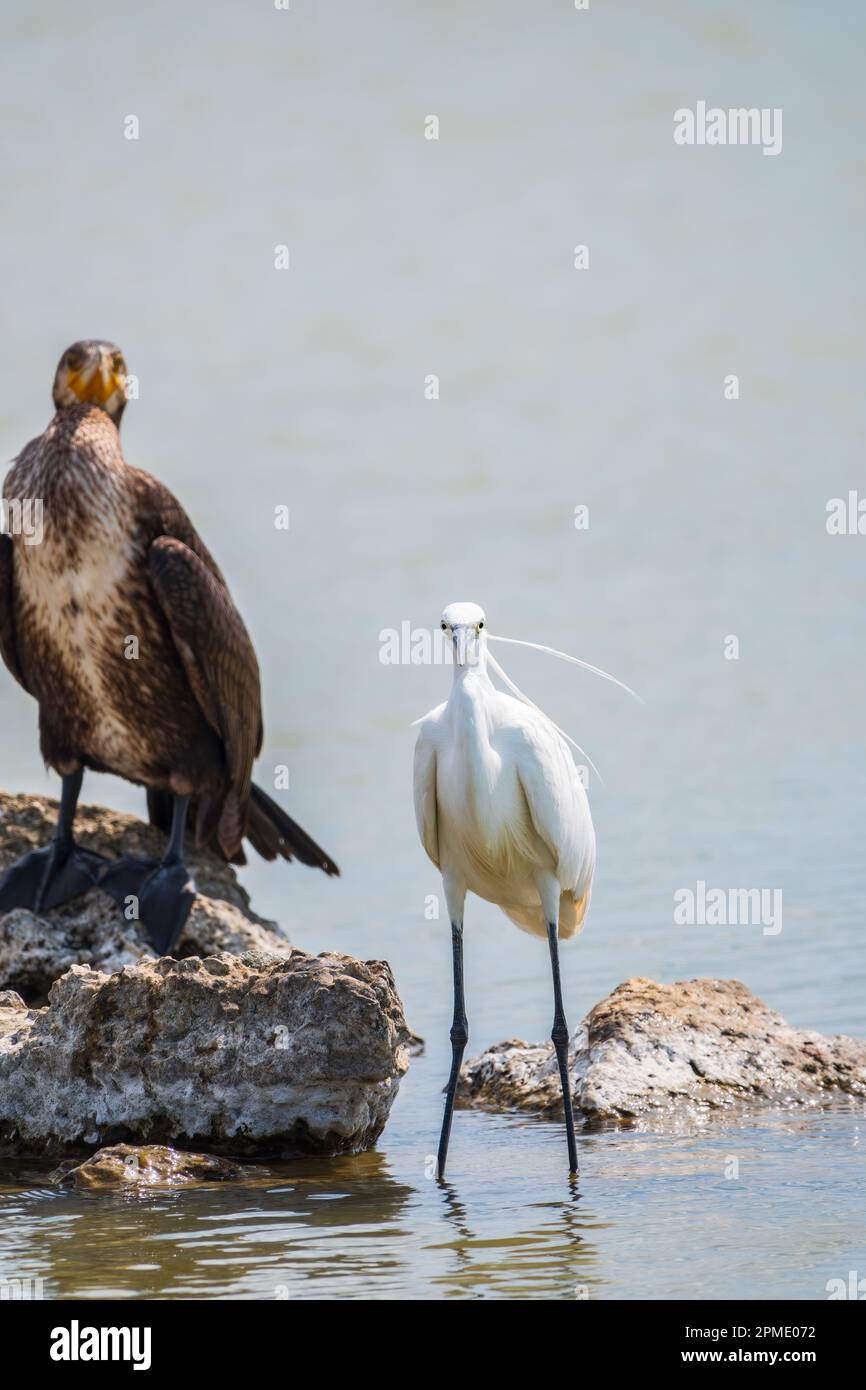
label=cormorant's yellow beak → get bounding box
[66,350,124,407]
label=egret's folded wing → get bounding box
[413,729,440,868]
[515,721,596,897]
[0,534,29,693]
[147,537,262,805]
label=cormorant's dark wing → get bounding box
[146,536,263,812]
[133,468,229,589]
[136,470,338,877]
[0,534,29,693]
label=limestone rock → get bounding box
[0,949,410,1156]
[0,791,291,1002]
[52,1143,243,1188]
[459,978,866,1124]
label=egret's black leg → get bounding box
[0,769,108,913]
[437,921,467,1180]
[547,921,579,1174]
[99,794,196,956]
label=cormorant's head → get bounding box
[52,340,129,427]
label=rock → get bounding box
[51,1144,243,1189]
[459,977,866,1125]
[0,949,410,1157]
[0,990,29,1041]
[0,791,291,1002]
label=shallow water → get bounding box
[0,0,864,1300]
[2,1104,863,1301]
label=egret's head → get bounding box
[52,339,129,427]
[441,601,486,667]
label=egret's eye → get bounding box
[478,621,484,630]
[441,622,447,631]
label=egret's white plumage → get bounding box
[414,601,596,940]
[416,601,637,1176]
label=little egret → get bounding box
[413,601,638,1177]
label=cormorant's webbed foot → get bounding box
[98,793,196,956]
[0,839,108,914]
[99,857,196,956]
[0,769,107,914]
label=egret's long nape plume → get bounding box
[485,648,603,782]
[487,634,643,703]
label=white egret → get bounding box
[413,601,637,1177]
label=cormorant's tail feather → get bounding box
[146,784,339,876]
[246,782,340,875]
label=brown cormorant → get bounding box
[0,339,338,952]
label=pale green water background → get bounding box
[0,0,864,1300]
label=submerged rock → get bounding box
[0,791,291,1003]
[52,1143,242,1189]
[460,977,866,1124]
[0,950,410,1156]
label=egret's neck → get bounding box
[446,650,495,760]
[450,646,493,696]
